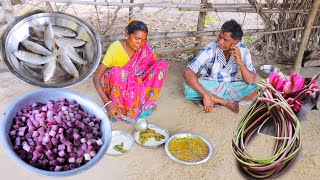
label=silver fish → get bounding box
[63,37,86,47]
[32,24,77,37]
[42,58,57,82]
[57,53,79,79]
[44,23,54,51]
[13,50,57,65]
[29,26,44,39]
[21,40,52,56]
[52,25,77,37]
[54,37,87,65]
[29,36,85,48]
[29,35,44,42]
[22,62,43,69]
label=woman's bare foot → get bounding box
[225,101,240,113]
[151,104,157,112]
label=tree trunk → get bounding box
[293,0,320,73]
[129,0,134,20]
[194,0,207,56]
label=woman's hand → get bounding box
[105,102,121,120]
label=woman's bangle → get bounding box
[102,100,112,109]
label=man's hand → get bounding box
[203,94,214,113]
[183,68,215,113]
[229,45,256,84]
[230,45,243,65]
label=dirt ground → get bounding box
[0,57,320,179]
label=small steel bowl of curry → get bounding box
[164,133,214,166]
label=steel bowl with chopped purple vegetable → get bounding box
[1,88,111,176]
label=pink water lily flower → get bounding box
[283,70,305,94]
[275,78,285,91]
[269,71,286,91]
[269,71,278,86]
[283,81,292,94]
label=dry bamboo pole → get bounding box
[294,0,320,73]
[1,0,15,25]
[41,0,313,14]
[247,0,271,27]
[100,30,217,42]
[42,0,203,8]
[194,0,207,56]
[155,41,200,50]
[178,7,310,14]
[129,0,134,20]
[39,1,295,9]
[100,26,320,42]
[155,46,202,55]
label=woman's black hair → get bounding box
[221,19,243,40]
[126,21,148,35]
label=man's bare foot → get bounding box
[225,101,240,113]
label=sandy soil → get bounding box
[0,59,320,180]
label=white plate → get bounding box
[106,130,134,156]
[134,124,169,148]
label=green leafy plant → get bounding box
[204,16,216,24]
[244,35,252,45]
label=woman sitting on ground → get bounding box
[93,20,169,123]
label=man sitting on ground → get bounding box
[183,19,257,113]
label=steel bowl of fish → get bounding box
[133,124,169,148]
[165,133,214,166]
[2,12,101,88]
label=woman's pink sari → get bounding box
[103,43,169,122]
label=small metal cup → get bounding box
[259,65,277,78]
[134,118,148,132]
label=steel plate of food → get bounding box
[165,133,214,166]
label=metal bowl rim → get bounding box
[164,132,214,166]
[259,64,277,71]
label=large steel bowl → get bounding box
[165,132,214,166]
[2,12,101,88]
[0,88,111,176]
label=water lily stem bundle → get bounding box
[232,81,301,179]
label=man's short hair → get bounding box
[221,19,243,40]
